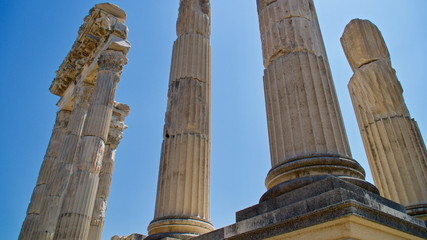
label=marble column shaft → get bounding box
[34,82,94,240]
[341,19,427,220]
[19,110,71,240]
[256,0,374,201]
[88,103,130,240]
[147,0,214,238]
[53,50,127,240]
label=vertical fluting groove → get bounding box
[394,117,424,201]
[367,120,398,200]
[307,53,327,153]
[375,119,407,203]
[263,70,275,164]
[383,118,412,202]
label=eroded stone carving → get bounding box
[50,3,128,97]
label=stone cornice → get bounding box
[49,3,129,97]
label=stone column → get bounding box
[88,102,130,240]
[341,19,427,221]
[34,82,94,240]
[256,0,376,202]
[147,0,214,239]
[53,50,127,240]
[19,110,71,240]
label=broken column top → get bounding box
[341,19,391,72]
[49,3,129,97]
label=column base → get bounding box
[262,154,378,201]
[192,177,427,240]
[147,217,214,240]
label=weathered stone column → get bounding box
[257,0,376,201]
[34,82,94,240]
[341,19,427,221]
[19,110,71,240]
[53,50,127,240]
[88,102,130,240]
[147,0,214,239]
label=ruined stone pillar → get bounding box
[34,82,94,240]
[88,102,130,240]
[341,19,427,221]
[19,110,71,240]
[147,0,214,239]
[53,50,127,240]
[256,0,376,201]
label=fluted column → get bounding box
[19,110,71,240]
[53,50,127,240]
[34,82,94,240]
[147,1,214,239]
[88,102,130,240]
[341,19,427,221]
[256,0,376,202]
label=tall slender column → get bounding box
[88,102,130,240]
[147,0,214,239]
[256,0,376,202]
[34,82,94,240]
[341,19,427,221]
[53,50,127,240]
[19,110,71,240]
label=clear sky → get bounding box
[1,1,426,239]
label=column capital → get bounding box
[98,50,127,73]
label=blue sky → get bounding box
[1,1,426,239]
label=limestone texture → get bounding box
[341,19,427,221]
[147,0,214,239]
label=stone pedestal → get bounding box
[146,0,214,239]
[88,102,130,240]
[341,19,427,221]
[53,50,127,240]
[193,177,427,240]
[19,110,71,240]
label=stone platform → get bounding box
[192,177,427,240]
